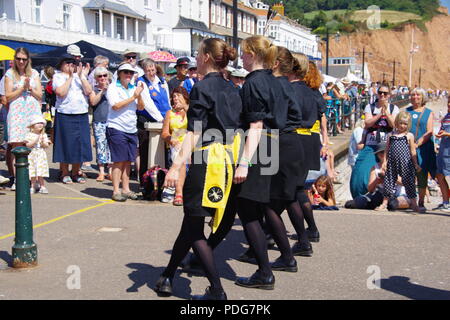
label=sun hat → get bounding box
[67,44,84,58]
[117,63,136,73]
[123,49,139,56]
[27,115,46,128]
[231,68,249,78]
[188,61,197,70]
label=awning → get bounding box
[0,39,58,55]
[0,45,15,61]
[191,29,226,40]
[84,0,146,20]
[174,16,225,40]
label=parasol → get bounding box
[0,45,15,61]
[146,50,177,63]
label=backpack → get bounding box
[142,166,168,201]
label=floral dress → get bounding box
[6,69,42,143]
[24,132,50,178]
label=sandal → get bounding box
[61,176,73,184]
[173,195,183,206]
[112,193,127,202]
[122,191,139,200]
[96,175,105,182]
[72,175,86,184]
[374,204,387,212]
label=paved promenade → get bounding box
[0,99,449,300]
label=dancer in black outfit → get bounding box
[290,54,324,248]
[233,36,295,289]
[263,46,307,272]
[155,38,241,300]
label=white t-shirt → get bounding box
[52,73,89,114]
[363,103,399,146]
[0,75,5,96]
[106,80,139,134]
[348,127,364,166]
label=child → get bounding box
[375,111,423,213]
[308,175,338,210]
[24,115,51,194]
[434,95,450,212]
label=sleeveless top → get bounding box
[169,109,187,144]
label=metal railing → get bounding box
[325,94,411,136]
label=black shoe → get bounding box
[306,228,320,243]
[154,276,173,297]
[236,248,257,265]
[271,256,298,272]
[192,287,227,300]
[181,254,204,275]
[292,241,313,257]
[235,270,275,290]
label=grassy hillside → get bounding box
[304,9,421,24]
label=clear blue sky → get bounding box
[441,0,450,9]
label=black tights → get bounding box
[237,198,272,277]
[296,187,318,232]
[162,215,222,290]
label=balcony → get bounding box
[0,14,154,53]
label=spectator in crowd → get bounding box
[168,57,190,94]
[348,118,365,168]
[136,58,170,183]
[4,48,43,190]
[89,67,112,182]
[435,95,450,212]
[229,68,248,89]
[43,66,56,137]
[24,115,51,194]
[105,63,145,202]
[308,175,338,210]
[66,44,83,64]
[88,55,110,87]
[406,87,436,211]
[345,142,412,210]
[184,61,199,91]
[161,86,189,206]
[375,111,423,213]
[113,49,144,84]
[350,85,399,198]
[52,55,93,184]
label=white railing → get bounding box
[0,15,155,53]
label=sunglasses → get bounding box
[122,70,135,75]
[16,57,28,62]
[96,74,108,78]
[125,55,137,60]
[378,91,390,95]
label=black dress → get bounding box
[291,81,323,173]
[183,72,242,217]
[269,76,305,201]
[238,69,298,203]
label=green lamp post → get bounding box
[11,146,37,268]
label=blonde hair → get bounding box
[292,53,309,80]
[395,111,412,132]
[12,47,33,81]
[241,35,278,69]
[410,87,429,106]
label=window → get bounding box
[32,0,42,24]
[63,4,71,30]
[95,12,100,34]
[144,0,148,7]
[221,5,226,26]
[227,8,231,28]
[156,0,162,10]
[211,3,215,24]
[0,0,4,15]
[116,16,124,39]
[238,13,241,31]
[215,4,220,24]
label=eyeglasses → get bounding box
[15,57,28,62]
[122,70,135,75]
[125,55,137,60]
[97,74,108,78]
[378,91,390,95]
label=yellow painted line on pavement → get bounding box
[0,200,114,241]
[1,194,110,202]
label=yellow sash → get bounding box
[196,134,241,233]
[296,120,320,135]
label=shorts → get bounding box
[106,127,138,163]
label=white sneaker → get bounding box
[11,183,16,191]
[30,187,35,194]
[38,186,48,194]
[0,175,9,185]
